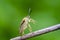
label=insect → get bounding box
[19,8,35,36]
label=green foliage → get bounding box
[0,0,60,40]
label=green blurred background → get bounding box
[0,0,60,40]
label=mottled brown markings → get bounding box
[21,20,25,25]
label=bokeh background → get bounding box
[0,0,60,40]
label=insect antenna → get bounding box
[28,8,32,16]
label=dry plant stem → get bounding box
[10,24,60,40]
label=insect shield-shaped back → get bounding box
[19,16,30,36]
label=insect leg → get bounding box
[28,24,32,33]
[30,19,36,24]
[22,31,24,36]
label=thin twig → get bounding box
[10,24,60,40]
